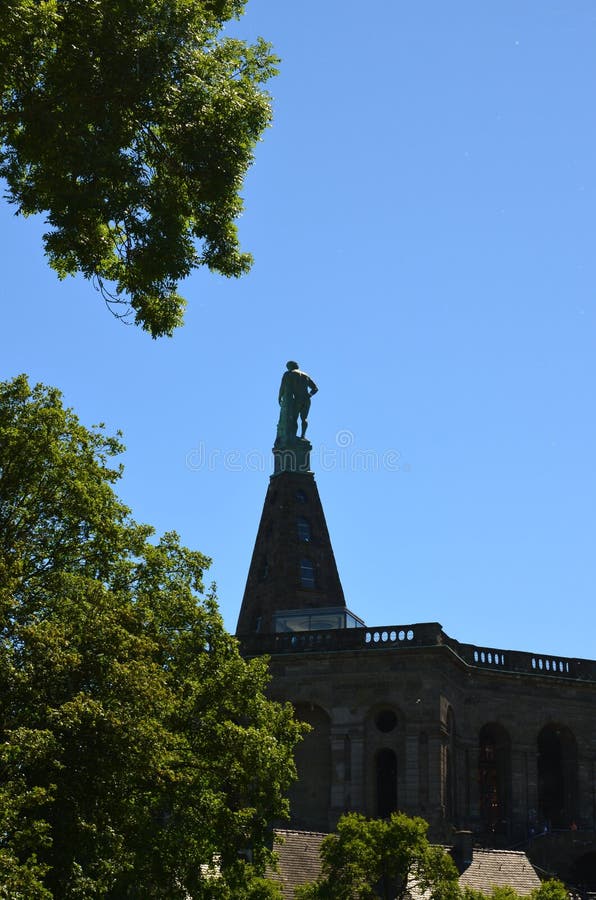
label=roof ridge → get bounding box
[274,828,329,837]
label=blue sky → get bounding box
[2,1,595,659]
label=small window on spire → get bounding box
[297,517,311,542]
[300,558,316,588]
[296,489,307,503]
[258,556,269,582]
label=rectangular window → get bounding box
[300,558,315,588]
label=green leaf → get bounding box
[0,1,279,336]
[0,374,306,896]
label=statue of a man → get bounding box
[276,361,318,446]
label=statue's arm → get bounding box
[308,377,318,396]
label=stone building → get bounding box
[236,429,596,889]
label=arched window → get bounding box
[479,723,511,833]
[538,724,578,829]
[297,517,311,542]
[300,558,315,588]
[376,749,398,818]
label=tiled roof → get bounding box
[270,831,541,899]
[458,849,541,896]
[271,829,327,899]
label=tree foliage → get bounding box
[531,882,569,900]
[295,811,570,900]
[463,883,569,900]
[294,812,461,900]
[0,375,300,897]
[0,1,278,337]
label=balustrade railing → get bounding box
[238,621,596,682]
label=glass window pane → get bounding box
[300,558,315,588]
[275,614,311,632]
[297,517,311,542]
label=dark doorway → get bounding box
[570,852,596,892]
[376,748,398,818]
[537,724,577,829]
[479,723,511,834]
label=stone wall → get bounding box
[256,627,596,846]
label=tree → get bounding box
[0,374,301,897]
[531,882,569,900]
[294,813,570,900]
[294,812,461,900]
[0,1,278,338]
[463,883,569,900]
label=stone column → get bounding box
[404,728,419,814]
[577,755,593,826]
[329,727,347,823]
[525,746,539,835]
[466,738,480,828]
[350,732,365,813]
[329,709,366,824]
[510,746,528,843]
[428,731,445,834]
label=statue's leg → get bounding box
[290,403,299,439]
[300,398,311,438]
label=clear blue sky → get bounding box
[2,1,595,659]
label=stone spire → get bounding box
[235,362,348,636]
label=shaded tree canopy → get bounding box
[294,812,461,900]
[463,884,569,900]
[294,811,570,900]
[0,1,278,337]
[0,375,302,897]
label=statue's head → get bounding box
[286,360,299,371]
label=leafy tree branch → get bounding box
[0,2,278,337]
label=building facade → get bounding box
[236,442,596,888]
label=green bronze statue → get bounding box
[276,361,318,447]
